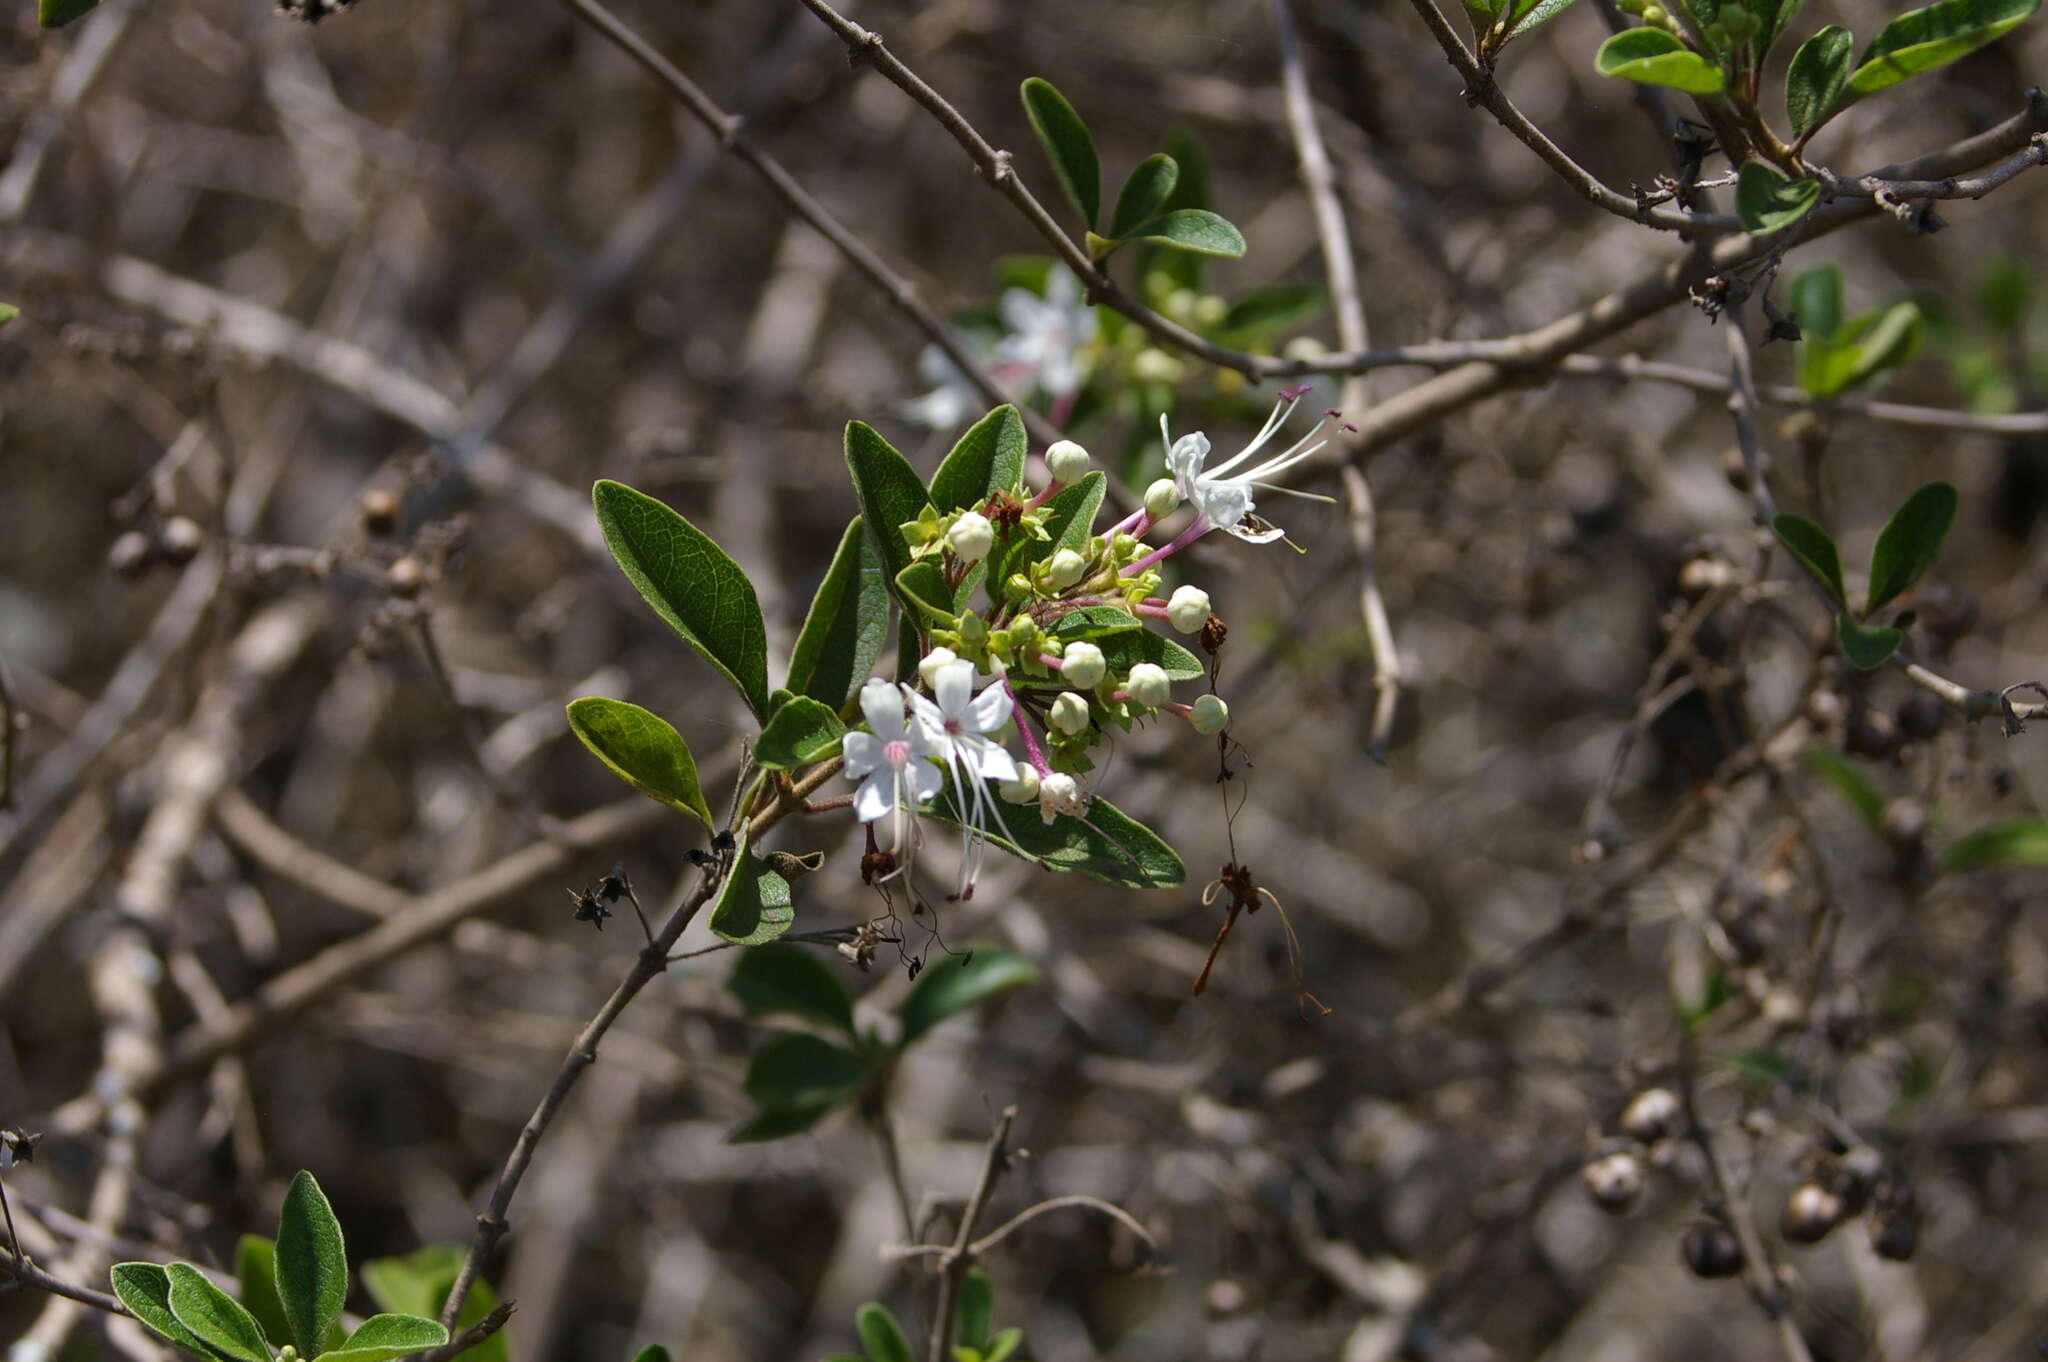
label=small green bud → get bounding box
[1144,478,1182,520]
[1189,693,1230,735]
[957,612,988,647]
[1005,573,1034,602]
[946,510,994,563]
[1050,691,1091,735]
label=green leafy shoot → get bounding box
[1786,25,1854,140]
[1594,29,1727,93]
[164,1264,274,1362]
[1109,154,1181,240]
[1866,481,1958,611]
[855,1302,916,1362]
[276,1169,349,1360]
[1736,161,1821,234]
[1020,77,1100,229]
[1771,513,1848,609]
[1117,209,1246,258]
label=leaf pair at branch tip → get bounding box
[1594,29,1726,94]
[1776,481,1957,672]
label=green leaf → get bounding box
[359,1247,505,1362]
[1109,154,1181,240]
[957,1269,994,1351]
[1043,606,1142,640]
[593,480,770,720]
[1786,26,1854,138]
[1837,613,1903,670]
[1771,514,1848,609]
[1140,129,1213,291]
[729,1101,838,1142]
[1594,29,1728,92]
[1461,0,1507,30]
[856,1302,916,1362]
[896,560,958,626]
[1505,0,1580,40]
[0,303,17,326]
[235,1236,292,1350]
[898,949,1041,1048]
[276,1170,348,1361]
[1803,746,1885,830]
[742,1031,870,1110]
[566,697,716,833]
[165,1263,274,1362]
[320,1315,452,1362]
[983,1329,1025,1362]
[927,787,1184,889]
[708,826,796,946]
[930,405,1029,512]
[1867,480,1957,611]
[1093,627,1204,681]
[753,696,845,771]
[1749,0,1806,55]
[1804,301,1923,398]
[1736,161,1820,233]
[787,519,888,708]
[1941,817,2048,872]
[1847,0,2041,95]
[1210,283,1326,345]
[728,943,857,1034]
[631,1349,673,1362]
[112,1263,224,1359]
[1976,255,2035,333]
[1034,471,1107,566]
[1020,78,1101,230]
[1789,264,1843,340]
[39,0,101,26]
[1122,209,1247,258]
[846,421,933,606]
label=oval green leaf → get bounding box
[957,1269,994,1351]
[1788,263,1843,340]
[567,697,715,832]
[753,695,846,771]
[855,1302,916,1362]
[786,518,888,708]
[1110,154,1181,240]
[360,1247,505,1362]
[742,1031,871,1109]
[166,1263,274,1362]
[1594,29,1728,92]
[1505,0,1580,41]
[925,786,1184,889]
[1771,513,1848,609]
[39,0,101,25]
[235,1235,292,1350]
[322,1315,453,1362]
[984,1328,1026,1362]
[1867,480,1957,611]
[1833,301,1923,394]
[708,826,796,946]
[1848,0,2041,95]
[728,943,857,1034]
[1787,26,1854,138]
[275,1170,348,1362]
[112,1263,221,1358]
[1836,613,1902,670]
[1122,209,1247,258]
[1020,77,1101,230]
[1752,0,1808,57]
[930,405,1028,512]
[1941,816,2048,873]
[845,421,932,606]
[594,480,770,720]
[898,949,1041,1048]
[1736,161,1820,234]
[632,1349,674,1362]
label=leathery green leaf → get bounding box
[566,697,715,833]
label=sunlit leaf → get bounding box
[1594,29,1728,93]
[787,518,888,708]
[1847,0,2041,95]
[1020,78,1100,229]
[566,697,715,832]
[1786,25,1853,138]
[1941,816,2048,872]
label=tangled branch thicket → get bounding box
[4,0,2048,1358]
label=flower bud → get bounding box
[1050,691,1091,735]
[1045,440,1091,484]
[1582,1152,1645,1214]
[1167,584,1211,634]
[918,647,960,689]
[1060,641,1107,688]
[1619,1087,1682,1144]
[1781,1182,1845,1244]
[1044,548,1087,591]
[999,766,1041,804]
[1145,478,1182,520]
[1126,662,1171,707]
[1038,771,1088,824]
[1132,348,1184,385]
[946,511,994,563]
[1189,693,1230,735]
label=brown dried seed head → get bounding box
[360,488,400,536]
[1582,1152,1646,1213]
[158,517,204,565]
[1620,1087,1683,1144]
[386,555,426,597]
[1780,1182,1845,1244]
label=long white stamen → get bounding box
[1202,395,1304,480]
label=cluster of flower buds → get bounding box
[846,393,1340,899]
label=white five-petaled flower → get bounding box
[1163,387,1330,544]
[842,678,942,872]
[995,268,1096,398]
[908,659,1021,899]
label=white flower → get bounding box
[1049,691,1091,735]
[1045,439,1091,484]
[1189,693,1231,734]
[1166,584,1211,634]
[996,268,1095,398]
[1125,662,1171,707]
[946,512,994,563]
[841,679,942,866]
[1163,388,1330,544]
[1060,641,1107,688]
[908,660,1021,899]
[918,647,960,689]
[901,343,988,430]
[1038,771,1090,824]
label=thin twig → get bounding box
[927,1106,1018,1362]
[0,654,17,810]
[967,1193,1156,1259]
[412,1300,517,1362]
[1723,302,1777,522]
